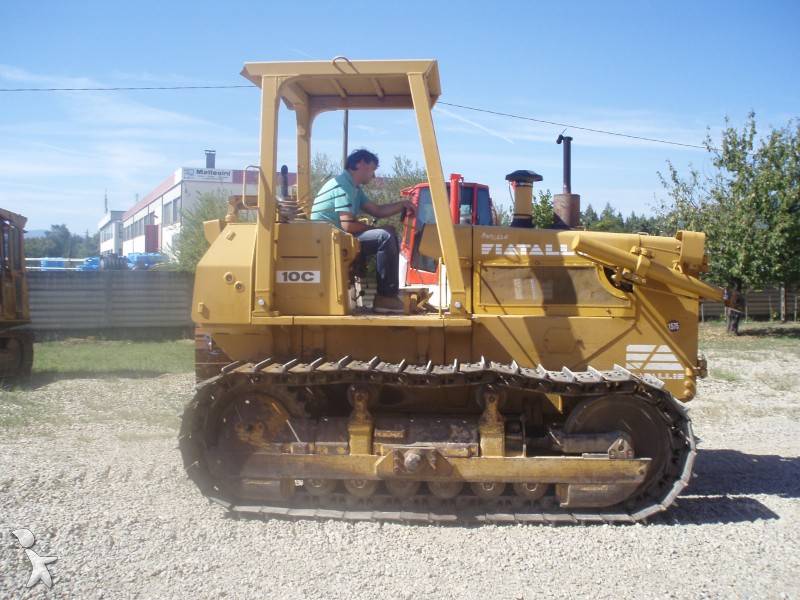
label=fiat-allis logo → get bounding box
[480,243,574,257]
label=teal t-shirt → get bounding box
[310,171,369,228]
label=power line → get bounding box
[0,83,708,150]
[0,84,250,91]
[437,101,707,150]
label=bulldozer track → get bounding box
[180,357,696,525]
[0,328,34,380]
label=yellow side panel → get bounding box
[472,310,698,401]
[193,223,255,325]
[272,222,358,316]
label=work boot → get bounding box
[372,295,405,314]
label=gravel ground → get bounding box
[1,349,799,600]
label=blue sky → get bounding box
[2,0,798,233]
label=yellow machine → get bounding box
[0,209,33,380]
[181,59,727,523]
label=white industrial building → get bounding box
[119,152,296,257]
[97,209,125,255]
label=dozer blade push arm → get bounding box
[571,234,725,302]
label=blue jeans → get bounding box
[356,228,399,297]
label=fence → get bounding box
[701,289,799,322]
[27,271,194,334]
[25,257,85,271]
[24,271,797,334]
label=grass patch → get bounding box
[700,322,800,355]
[710,368,741,382]
[754,372,797,392]
[32,339,194,377]
[116,430,175,442]
[0,391,64,429]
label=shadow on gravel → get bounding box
[659,449,800,525]
[693,449,800,498]
[736,325,800,339]
[664,496,779,524]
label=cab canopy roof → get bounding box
[240,58,441,111]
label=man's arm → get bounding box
[361,200,415,219]
[337,211,373,235]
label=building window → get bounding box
[173,197,181,224]
[163,201,172,226]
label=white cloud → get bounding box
[434,106,515,144]
[434,103,710,151]
[0,64,96,87]
[0,65,250,230]
[354,124,388,135]
[108,70,230,85]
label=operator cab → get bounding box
[400,177,494,286]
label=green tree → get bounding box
[310,152,339,198]
[369,155,427,232]
[623,211,659,234]
[477,191,553,228]
[658,113,800,331]
[655,162,706,233]
[592,202,626,232]
[580,204,599,229]
[494,203,512,226]
[531,189,554,228]
[368,155,426,200]
[23,224,97,258]
[172,191,229,271]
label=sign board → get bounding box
[277,271,321,284]
[183,168,233,182]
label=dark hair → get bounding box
[345,149,379,171]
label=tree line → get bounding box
[24,225,99,259]
[655,113,799,299]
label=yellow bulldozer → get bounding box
[181,58,728,523]
[0,208,33,380]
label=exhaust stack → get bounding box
[553,135,580,228]
[506,170,543,228]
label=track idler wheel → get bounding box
[470,481,506,498]
[427,481,463,499]
[344,479,379,498]
[303,479,338,496]
[557,393,675,508]
[385,479,421,498]
[513,482,548,500]
[564,394,671,497]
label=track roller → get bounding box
[470,481,506,498]
[343,479,378,498]
[513,482,548,500]
[303,479,338,496]
[427,481,463,499]
[385,480,421,498]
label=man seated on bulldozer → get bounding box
[311,149,415,314]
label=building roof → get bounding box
[97,210,126,229]
[122,168,298,221]
[122,170,180,220]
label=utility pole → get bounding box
[342,110,349,168]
